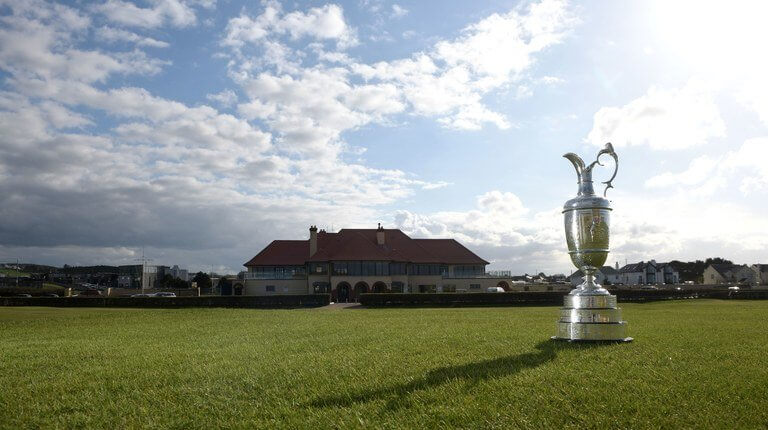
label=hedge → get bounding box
[360,292,567,307]
[0,294,330,309]
[359,289,768,307]
[0,286,67,297]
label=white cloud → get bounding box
[393,190,567,272]
[351,0,574,130]
[391,4,408,18]
[587,79,726,150]
[96,26,170,48]
[646,138,768,195]
[0,5,168,84]
[206,89,238,108]
[538,75,564,85]
[94,0,199,28]
[222,2,357,51]
[645,155,719,188]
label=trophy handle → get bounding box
[595,142,618,197]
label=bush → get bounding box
[360,292,567,307]
[0,286,66,297]
[0,294,331,308]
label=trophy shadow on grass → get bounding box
[309,340,610,411]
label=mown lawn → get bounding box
[1,300,766,429]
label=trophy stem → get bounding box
[572,266,609,296]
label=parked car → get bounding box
[154,292,176,297]
[130,293,153,298]
[486,287,505,293]
[44,293,59,297]
[15,294,32,297]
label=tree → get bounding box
[192,272,212,289]
[670,258,735,284]
[155,274,175,289]
[218,276,232,291]
[169,278,191,289]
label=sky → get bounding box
[1,0,767,275]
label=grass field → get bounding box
[0,268,30,277]
[1,300,767,429]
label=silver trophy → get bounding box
[553,143,632,342]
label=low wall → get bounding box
[0,294,330,309]
[360,289,768,307]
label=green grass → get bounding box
[0,268,30,277]
[1,300,767,429]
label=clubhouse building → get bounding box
[236,225,564,300]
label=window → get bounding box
[409,264,441,276]
[391,281,404,293]
[332,262,348,275]
[313,282,330,294]
[442,284,456,293]
[310,263,327,274]
[266,285,275,292]
[390,263,407,275]
[333,261,391,276]
[250,266,306,279]
[375,261,389,276]
[419,284,437,293]
[469,284,481,290]
[452,265,486,277]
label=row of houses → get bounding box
[703,264,768,286]
[569,260,680,286]
[570,261,768,287]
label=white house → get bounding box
[618,260,680,285]
[703,264,757,285]
[751,264,768,286]
[570,265,621,286]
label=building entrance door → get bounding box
[336,283,350,303]
[353,282,369,302]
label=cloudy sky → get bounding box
[1,0,767,275]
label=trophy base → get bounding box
[553,294,632,342]
[550,336,633,343]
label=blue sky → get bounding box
[1,0,767,275]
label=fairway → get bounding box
[1,300,767,429]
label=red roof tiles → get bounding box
[244,229,489,266]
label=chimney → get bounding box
[376,223,385,245]
[615,261,619,270]
[309,225,318,256]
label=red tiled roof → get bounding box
[243,240,308,266]
[244,229,488,266]
[413,239,490,265]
